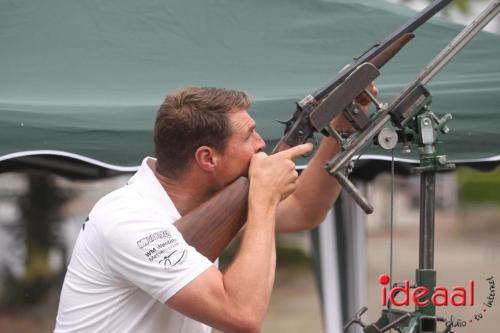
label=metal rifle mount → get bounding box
[325,1,500,332]
[344,88,455,333]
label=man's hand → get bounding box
[249,143,313,205]
[331,82,379,133]
[274,82,379,232]
[355,81,379,106]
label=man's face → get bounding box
[213,109,266,187]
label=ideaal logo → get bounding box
[378,274,495,329]
[379,274,474,307]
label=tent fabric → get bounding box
[1,0,500,173]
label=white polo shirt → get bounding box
[55,157,213,333]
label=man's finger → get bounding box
[277,143,313,161]
[355,82,378,106]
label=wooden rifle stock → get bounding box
[370,33,414,69]
[174,177,249,262]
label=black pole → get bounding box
[419,172,435,270]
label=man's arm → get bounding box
[276,83,378,232]
[167,144,312,333]
[275,130,343,232]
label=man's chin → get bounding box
[222,171,249,188]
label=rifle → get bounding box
[174,0,452,261]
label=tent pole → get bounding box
[318,209,343,333]
[336,184,368,333]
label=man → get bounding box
[55,85,376,333]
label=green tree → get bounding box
[1,173,72,308]
[401,0,485,14]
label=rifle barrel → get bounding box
[312,0,452,102]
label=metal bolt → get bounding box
[438,156,447,165]
[298,130,304,136]
[442,126,450,134]
[423,118,431,126]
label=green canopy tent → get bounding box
[1,0,499,177]
[1,0,499,332]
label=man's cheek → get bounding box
[242,159,252,177]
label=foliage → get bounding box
[0,273,54,309]
[458,167,500,204]
[0,173,73,308]
[401,0,487,14]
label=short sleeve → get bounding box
[102,218,213,303]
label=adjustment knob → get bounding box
[377,128,398,150]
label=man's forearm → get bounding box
[222,197,277,332]
[276,136,343,232]
[276,96,376,233]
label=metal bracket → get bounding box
[309,62,380,132]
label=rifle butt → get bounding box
[174,177,249,262]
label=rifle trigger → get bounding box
[275,116,296,134]
[276,118,291,125]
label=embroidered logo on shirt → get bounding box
[137,230,187,268]
[159,250,187,268]
[136,230,171,249]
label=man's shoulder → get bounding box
[89,185,169,233]
[93,185,144,216]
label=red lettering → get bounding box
[432,287,448,306]
[379,274,390,306]
[469,280,474,305]
[378,275,476,308]
[413,286,429,306]
[451,287,466,306]
[390,280,410,306]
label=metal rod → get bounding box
[325,114,391,173]
[379,313,412,333]
[419,172,436,269]
[389,149,395,310]
[333,171,374,214]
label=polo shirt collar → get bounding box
[127,157,181,221]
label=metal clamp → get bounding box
[344,306,368,331]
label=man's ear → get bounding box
[194,146,218,172]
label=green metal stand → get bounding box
[344,93,455,333]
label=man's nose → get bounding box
[255,133,266,152]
